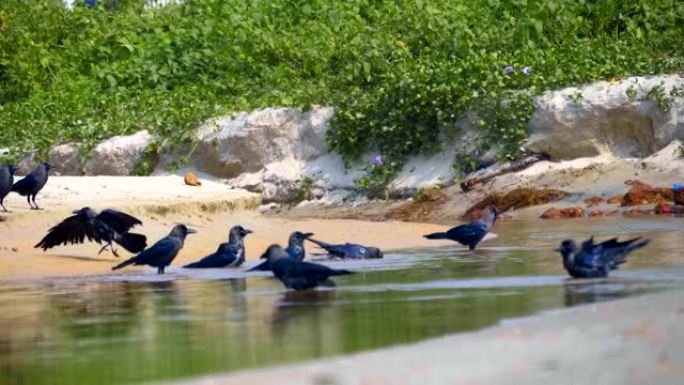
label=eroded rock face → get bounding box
[527,75,684,160]
[159,107,333,179]
[84,130,153,176]
[48,143,83,176]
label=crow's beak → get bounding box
[303,232,314,238]
[72,210,80,214]
[186,228,198,234]
[244,229,253,234]
[553,247,561,252]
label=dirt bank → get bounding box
[282,142,684,224]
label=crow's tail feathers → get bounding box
[626,237,650,252]
[183,261,202,268]
[246,260,271,272]
[424,232,448,240]
[116,233,147,253]
[112,256,137,271]
[306,237,332,250]
[10,179,31,196]
[329,269,353,276]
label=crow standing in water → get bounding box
[0,165,16,212]
[35,207,147,257]
[555,236,649,278]
[112,224,196,274]
[11,162,52,210]
[247,231,313,272]
[423,206,500,250]
[184,225,252,268]
[260,244,353,291]
[307,237,384,259]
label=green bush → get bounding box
[0,0,682,177]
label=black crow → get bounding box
[184,225,252,268]
[247,231,313,272]
[112,224,196,274]
[424,206,500,250]
[307,237,383,259]
[555,236,649,278]
[35,207,147,257]
[260,244,353,291]
[11,162,52,210]
[0,164,15,212]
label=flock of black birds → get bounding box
[2,163,651,291]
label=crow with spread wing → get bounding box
[35,207,147,257]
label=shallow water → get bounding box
[1,217,684,385]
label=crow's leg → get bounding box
[0,199,9,212]
[111,246,120,258]
[98,242,112,255]
[157,266,165,274]
[32,195,42,210]
[27,195,35,209]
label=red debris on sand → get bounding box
[588,210,605,217]
[540,207,585,219]
[584,196,604,207]
[462,188,568,221]
[621,180,673,206]
[655,202,672,215]
[184,171,202,186]
[606,195,623,205]
[623,207,653,217]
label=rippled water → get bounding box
[1,217,684,385]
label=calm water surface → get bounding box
[1,217,684,385]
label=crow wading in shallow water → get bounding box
[35,207,147,257]
[555,236,649,278]
[112,224,196,274]
[307,237,384,259]
[184,225,252,268]
[0,164,16,212]
[247,231,313,272]
[260,244,353,291]
[423,206,500,250]
[11,162,52,210]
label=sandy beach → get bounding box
[0,176,455,280]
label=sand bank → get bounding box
[0,176,455,280]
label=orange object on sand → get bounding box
[184,172,202,186]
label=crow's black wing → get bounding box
[445,223,487,246]
[34,214,99,250]
[134,237,178,265]
[11,174,37,195]
[97,209,143,234]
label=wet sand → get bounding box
[0,176,457,280]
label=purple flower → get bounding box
[372,155,384,166]
[521,66,532,75]
[503,65,514,75]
